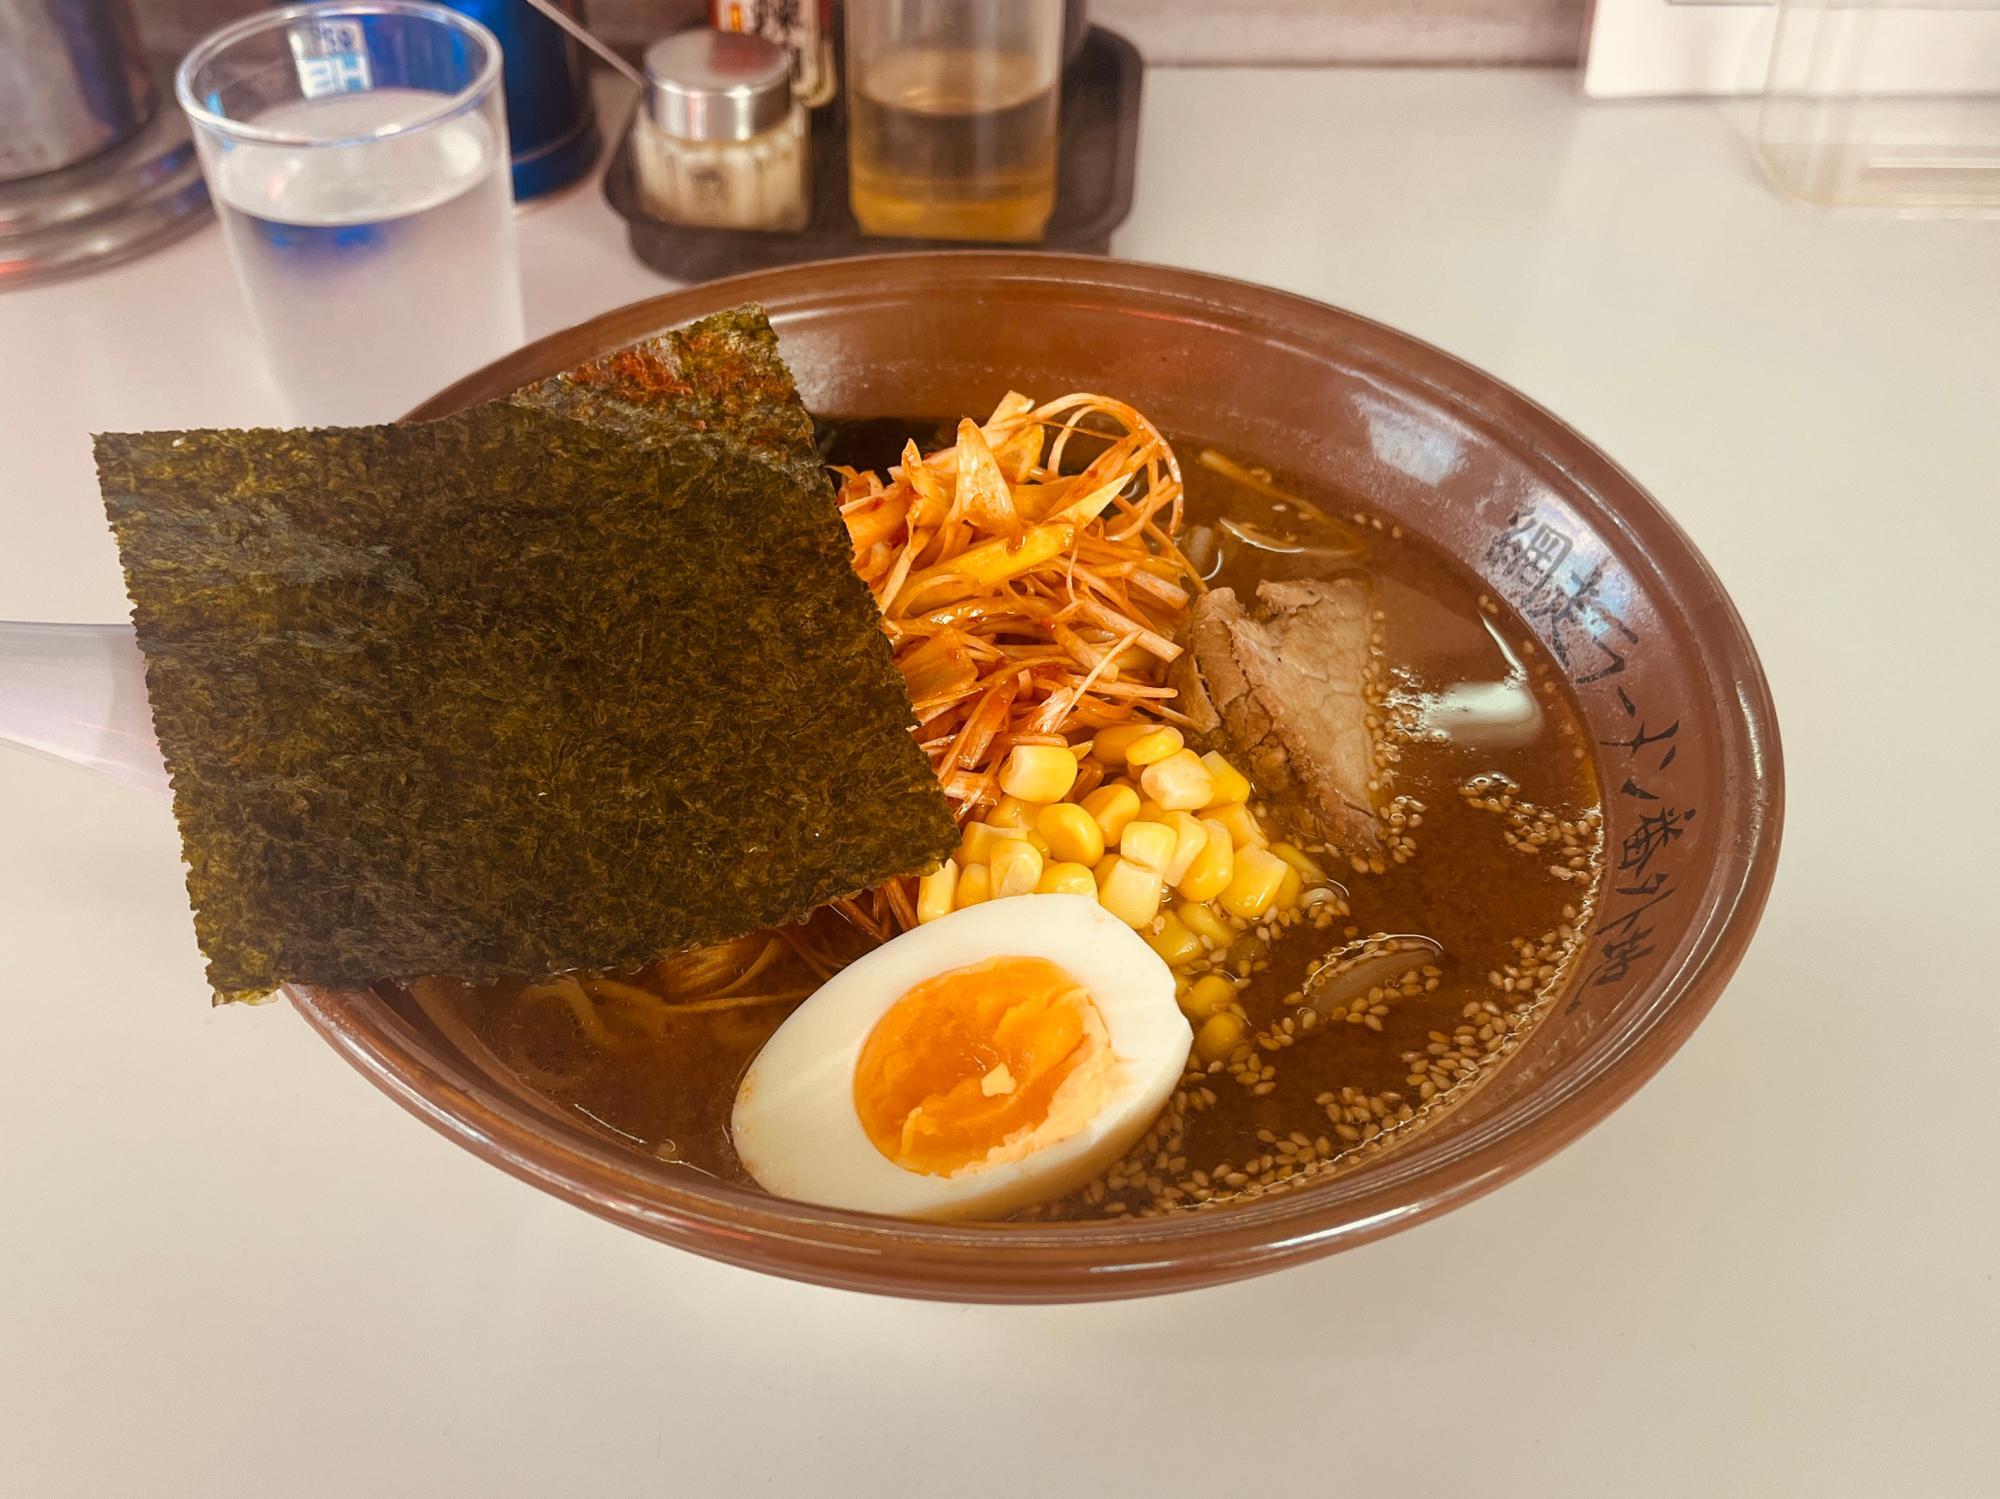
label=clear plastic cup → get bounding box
[1757,0,2000,211]
[176,1,525,425]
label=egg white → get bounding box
[730,894,1192,1221]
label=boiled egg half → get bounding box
[731,895,1191,1220]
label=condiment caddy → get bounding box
[604,26,1141,283]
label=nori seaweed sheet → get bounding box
[507,304,808,461]
[96,313,955,1002]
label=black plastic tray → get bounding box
[603,27,1142,282]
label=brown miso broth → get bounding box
[389,422,1606,1219]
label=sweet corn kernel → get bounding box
[1135,798,1169,825]
[1036,860,1097,897]
[1035,802,1105,865]
[956,862,993,907]
[1144,912,1204,967]
[1220,845,1290,919]
[1177,899,1235,949]
[998,744,1080,803]
[961,823,1027,864]
[1123,725,1185,767]
[1090,723,1153,766]
[1119,818,1177,873]
[1195,1011,1246,1064]
[1140,748,1217,812]
[1269,841,1326,883]
[1026,829,1051,856]
[989,839,1045,899]
[916,860,958,924]
[1274,864,1303,910]
[1095,855,1163,928]
[1080,784,1142,844]
[1180,972,1238,1021]
[987,794,1043,831]
[1209,801,1267,849]
[1160,812,1211,886]
[1176,820,1236,901]
[1200,751,1252,808]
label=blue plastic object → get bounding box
[436,0,600,198]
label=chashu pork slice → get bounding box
[1182,577,1383,849]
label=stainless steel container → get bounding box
[0,0,159,181]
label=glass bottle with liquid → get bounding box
[845,0,1063,242]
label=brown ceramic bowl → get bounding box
[289,254,1782,1302]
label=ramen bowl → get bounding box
[288,254,1782,1302]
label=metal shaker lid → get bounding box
[643,29,793,142]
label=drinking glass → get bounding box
[176,1,525,424]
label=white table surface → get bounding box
[3,68,1996,1497]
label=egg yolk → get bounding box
[853,956,1106,1176]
